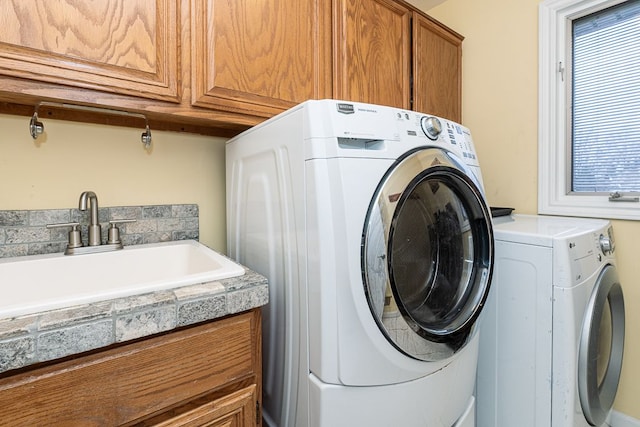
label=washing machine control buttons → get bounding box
[420,116,442,140]
[599,233,614,255]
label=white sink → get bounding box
[0,240,245,319]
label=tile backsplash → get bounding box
[0,204,199,258]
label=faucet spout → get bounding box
[79,191,101,246]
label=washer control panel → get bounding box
[396,111,480,166]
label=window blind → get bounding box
[571,0,640,192]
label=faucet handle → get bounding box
[107,219,136,245]
[47,222,83,249]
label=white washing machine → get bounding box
[226,100,494,427]
[476,214,625,427]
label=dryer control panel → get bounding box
[599,225,616,255]
[564,224,616,286]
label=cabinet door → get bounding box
[192,0,331,118]
[0,310,261,426]
[412,13,463,122]
[333,0,411,109]
[0,0,179,102]
[151,385,257,427]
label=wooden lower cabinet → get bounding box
[142,384,257,427]
[0,309,262,426]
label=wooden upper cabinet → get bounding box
[412,12,463,122]
[192,0,331,118]
[0,0,461,134]
[0,0,180,102]
[333,0,411,109]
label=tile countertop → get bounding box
[0,268,268,375]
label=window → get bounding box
[539,0,640,220]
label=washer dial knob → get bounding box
[420,116,442,140]
[599,233,614,255]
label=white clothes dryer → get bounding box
[226,100,494,427]
[476,214,625,427]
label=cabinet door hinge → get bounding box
[256,400,261,425]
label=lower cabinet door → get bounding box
[152,385,257,427]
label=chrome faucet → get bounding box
[79,191,101,246]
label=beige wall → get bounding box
[0,114,227,252]
[429,0,640,419]
[2,2,638,418]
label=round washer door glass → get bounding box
[362,147,494,362]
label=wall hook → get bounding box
[141,123,152,148]
[29,111,44,139]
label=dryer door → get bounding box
[362,147,494,362]
[578,264,625,426]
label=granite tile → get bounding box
[227,285,269,315]
[99,208,110,223]
[157,218,182,232]
[143,205,172,219]
[126,219,157,234]
[37,320,113,362]
[183,218,199,230]
[27,242,66,256]
[0,336,36,373]
[173,282,226,300]
[70,207,109,224]
[121,234,144,246]
[109,206,142,220]
[0,211,28,226]
[48,225,71,241]
[0,244,27,258]
[173,230,199,241]
[223,270,268,291]
[38,301,113,331]
[70,208,109,224]
[121,221,138,235]
[29,210,70,226]
[5,227,50,244]
[142,231,172,244]
[177,295,226,327]
[113,291,175,314]
[0,315,37,339]
[69,209,85,223]
[173,205,198,218]
[115,306,176,342]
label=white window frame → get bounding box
[539,0,640,220]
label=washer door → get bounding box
[578,264,625,426]
[362,147,494,362]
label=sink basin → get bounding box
[0,240,245,319]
